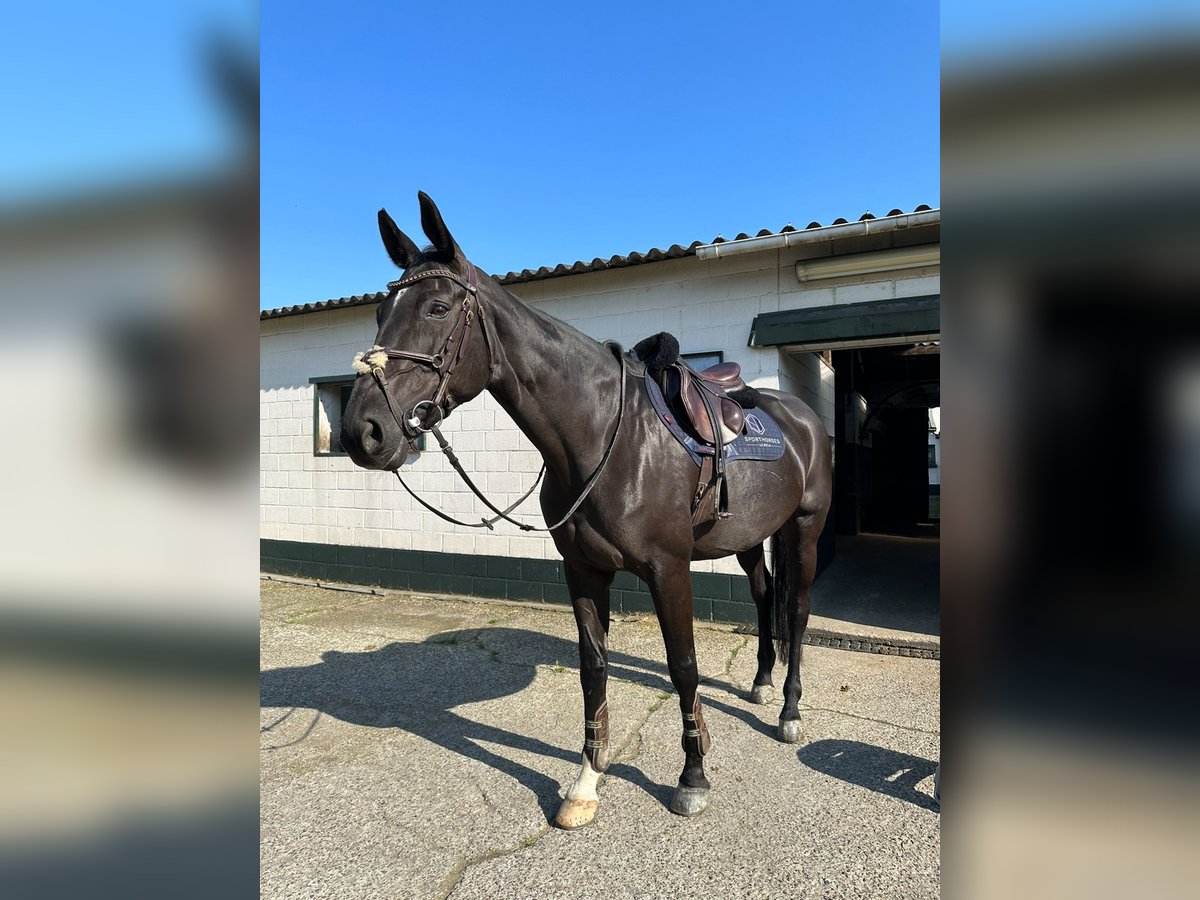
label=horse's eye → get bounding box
[429,303,450,318]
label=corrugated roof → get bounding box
[261,204,935,320]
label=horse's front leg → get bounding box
[554,561,614,830]
[647,559,712,817]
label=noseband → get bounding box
[352,264,496,438]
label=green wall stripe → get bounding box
[260,539,755,625]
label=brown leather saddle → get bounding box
[675,361,747,444]
[631,332,761,525]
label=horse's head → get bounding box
[340,192,495,470]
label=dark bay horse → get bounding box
[340,192,832,828]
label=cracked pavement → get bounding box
[261,580,940,899]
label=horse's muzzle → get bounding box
[341,413,401,470]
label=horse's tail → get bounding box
[769,529,795,662]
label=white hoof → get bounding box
[777,718,802,744]
[749,684,774,705]
[554,798,598,830]
[669,785,709,817]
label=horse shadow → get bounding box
[796,739,939,810]
[260,626,747,821]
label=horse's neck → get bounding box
[483,285,620,485]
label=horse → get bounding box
[340,192,832,828]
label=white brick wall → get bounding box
[261,249,938,577]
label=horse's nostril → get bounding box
[359,417,385,454]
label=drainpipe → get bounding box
[695,209,941,260]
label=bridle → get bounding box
[352,264,496,438]
[353,263,627,532]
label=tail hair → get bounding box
[769,530,793,661]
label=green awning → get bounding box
[748,294,940,347]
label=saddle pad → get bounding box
[644,372,785,465]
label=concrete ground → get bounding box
[812,534,940,637]
[261,581,940,899]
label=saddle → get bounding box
[631,332,762,526]
[673,362,747,444]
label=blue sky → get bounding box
[6,3,1194,312]
[261,2,940,310]
[0,0,254,203]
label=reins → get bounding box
[356,266,627,532]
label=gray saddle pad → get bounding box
[643,372,786,466]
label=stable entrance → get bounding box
[749,296,940,635]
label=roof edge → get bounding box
[261,204,938,320]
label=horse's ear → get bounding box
[417,191,463,262]
[378,208,421,270]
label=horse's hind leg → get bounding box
[736,544,776,705]
[778,514,821,744]
[647,559,712,817]
[555,561,614,830]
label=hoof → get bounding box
[669,784,709,817]
[749,684,774,705]
[777,718,803,744]
[554,798,598,830]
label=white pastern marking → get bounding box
[565,754,601,803]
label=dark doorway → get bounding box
[865,406,931,532]
[830,343,940,538]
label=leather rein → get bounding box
[355,265,627,532]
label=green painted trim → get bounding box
[260,538,756,625]
[749,294,940,347]
[309,374,357,384]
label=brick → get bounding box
[542,583,570,605]
[268,558,296,577]
[442,574,473,596]
[472,577,506,599]
[410,532,443,553]
[505,580,542,602]
[730,577,755,604]
[523,559,561,584]
[325,562,353,584]
[408,571,443,594]
[389,549,423,572]
[454,555,487,577]
[259,538,284,559]
[617,590,655,614]
[476,452,510,472]
[485,556,522,580]
[363,547,388,570]
[335,545,365,567]
[691,573,730,601]
[288,541,314,561]
[309,543,338,564]
[377,568,409,590]
[424,552,456,575]
[612,571,640,591]
[350,566,378,587]
[711,599,756,626]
